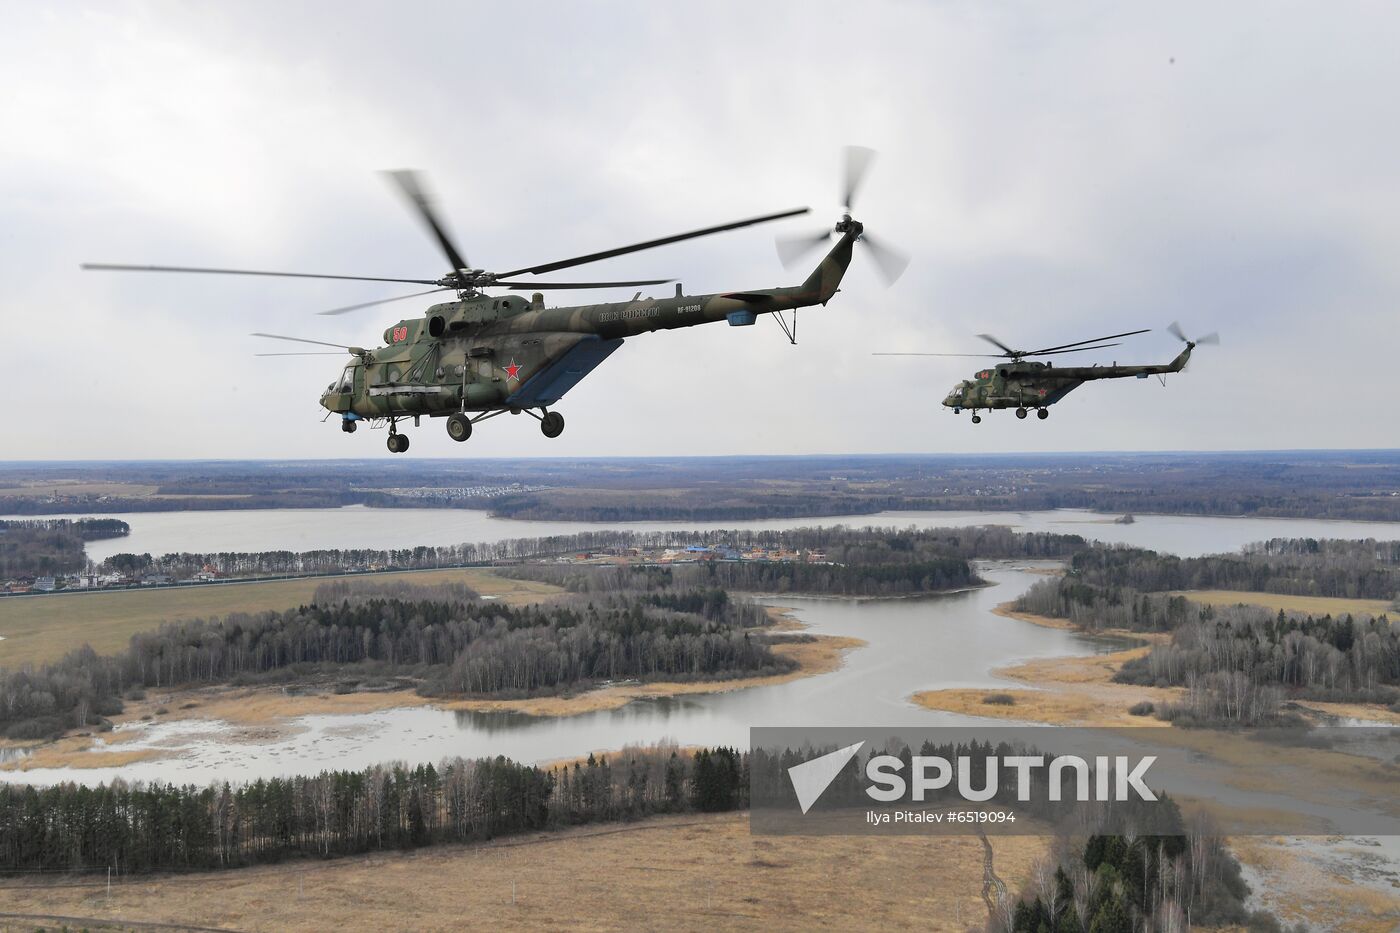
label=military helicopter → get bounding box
[875,323,1217,423]
[84,150,905,453]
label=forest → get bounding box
[0,582,783,740]
[499,525,1086,597]
[1114,606,1400,717]
[1003,810,1285,932]
[0,518,129,578]
[0,743,747,874]
[1063,538,1400,600]
[1014,539,1400,723]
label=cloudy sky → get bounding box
[3,1,1396,459]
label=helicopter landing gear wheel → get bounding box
[1037,408,1049,420]
[540,411,565,438]
[446,413,473,442]
[341,420,357,434]
[387,432,410,454]
[971,414,982,424]
[1015,407,1028,420]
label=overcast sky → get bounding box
[3,1,1397,460]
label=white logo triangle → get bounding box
[787,741,865,814]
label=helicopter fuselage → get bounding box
[320,228,859,426]
[943,347,1192,416]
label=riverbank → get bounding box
[909,602,1176,727]
[1,609,863,773]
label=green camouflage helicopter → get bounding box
[85,150,905,453]
[876,323,1217,423]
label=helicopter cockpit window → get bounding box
[338,366,355,393]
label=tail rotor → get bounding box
[775,145,909,285]
[1167,321,1220,348]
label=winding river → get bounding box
[4,508,1400,786]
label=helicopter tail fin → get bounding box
[798,232,858,305]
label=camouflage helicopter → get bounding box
[84,150,905,453]
[876,323,1217,423]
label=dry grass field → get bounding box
[1172,589,1395,617]
[0,569,561,668]
[0,812,1050,932]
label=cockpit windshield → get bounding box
[337,365,355,394]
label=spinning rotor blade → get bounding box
[1167,321,1220,345]
[385,170,471,273]
[843,145,876,211]
[862,231,909,285]
[775,230,832,269]
[873,343,1121,359]
[250,332,359,351]
[1027,329,1151,356]
[318,287,453,316]
[976,333,1018,356]
[496,278,672,290]
[255,352,347,356]
[497,207,810,278]
[82,263,438,285]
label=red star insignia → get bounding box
[503,360,522,381]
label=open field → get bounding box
[1172,589,1395,617]
[0,811,1049,932]
[0,568,562,668]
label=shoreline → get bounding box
[1,607,864,773]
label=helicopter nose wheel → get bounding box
[1015,407,1028,420]
[387,432,410,454]
[971,414,982,424]
[540,411,565,439]
[1037,409,1049,420]
[446,413,473,442]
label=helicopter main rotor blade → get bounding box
[976,334,1018,356]
[496,207,810,279]
[843,145,876,212]
[255,352,348,356]
[872,343,1121,359]
[318,287,454,316]
[1026,329,1151,356]
[496,278,673,290]
[250,332,358,351]
[775,229,832,269]
[385,170,471,274]
[82,263,439,285]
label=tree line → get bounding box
[94,524,1086,582]
[1065,538,1400,601]
[0,584,783,741]
[0,743,747,875]
[1114,606,1400,718]
[0,518,129,578]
